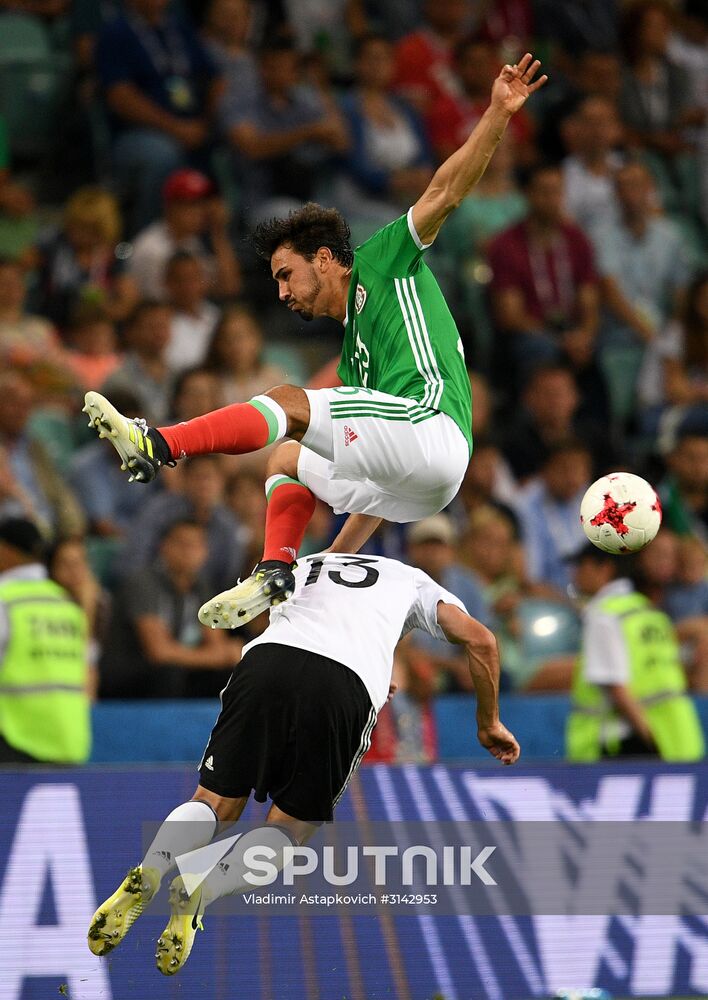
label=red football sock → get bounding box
[158,397,286,460]
[262,476,316,563]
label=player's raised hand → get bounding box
[491,53,547,116]
[477,721,521,765]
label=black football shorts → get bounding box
[198,643,376,822]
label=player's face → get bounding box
[272,246,323,322]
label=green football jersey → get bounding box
[337,210,473,452]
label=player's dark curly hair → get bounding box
[251,202,353,269]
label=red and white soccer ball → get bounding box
[580,472,662,554]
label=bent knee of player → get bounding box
[265,440,302,481]
[193,786,249,822]
[264,384,310,438]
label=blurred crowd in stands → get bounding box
[0,0,705,758]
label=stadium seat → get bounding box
[517,598,581,671]
[599,344,645,427]
[0,13,70,160]
[85,536,124,587]
[27,408,76,472]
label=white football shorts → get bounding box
[296,386,470,522]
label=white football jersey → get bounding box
[242,553,467,712]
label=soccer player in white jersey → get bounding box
[87,553,519,975]
[82,55,547,625]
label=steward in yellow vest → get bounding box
[0,518,90,764]
[566,543,704,762]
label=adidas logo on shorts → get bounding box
[344,425,358,447]
[204,755,214,771]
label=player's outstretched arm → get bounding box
[411,53,547,246]
[437,602,520,765]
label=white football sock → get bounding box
[142,800,218,878]
[201,825,296,903]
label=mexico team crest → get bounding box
[355,283,367,313]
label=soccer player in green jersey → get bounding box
[83,55,547,625]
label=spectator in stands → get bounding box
[0,517,91,764]
[99,519,239,699]
[561,95,624,235]
[0,115,37,267]
[226,38,349,221]
[64,303,122,390]
[393,0,472,114]
[427,38,535,166]
[515,440,592,592]
[96,0,224,233]
[636,528,708,693]
[202,0,260,123]
[203,304,288,406]
[0,258,73,401]
[618,0,702,213]
[664,536,708,693]
[36,187,139,330]
[594,161,692,350]
[658,430,708,541]
[128,168,240,301]
[448,438,518,534]
[380,631,439,762]
[0,445,37,522]
[435,135,525,357]
[460,504,554,689]
[476,0,533,49]
[638,270,708,421]
[282,0,360,77]
[101,299,174,424]
[534,0,617,57]
[0,372,85,539]
[334,34,432,228]
[634,527,679,610]
[120,454,244,592]
[665,537,708,622]
[538,47,623,163]
[70,389,151,539]
[668,1,708,119]
[566,542,704,761]
[487,163,599,382]
[169,367,223,423]
[48,536,110,679]
[164,251,220,373]
[225,469,266,577]
[500,364,607,483]
[404,514,490,693]
[437,134,525,263]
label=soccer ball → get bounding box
[580,472,662,554]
